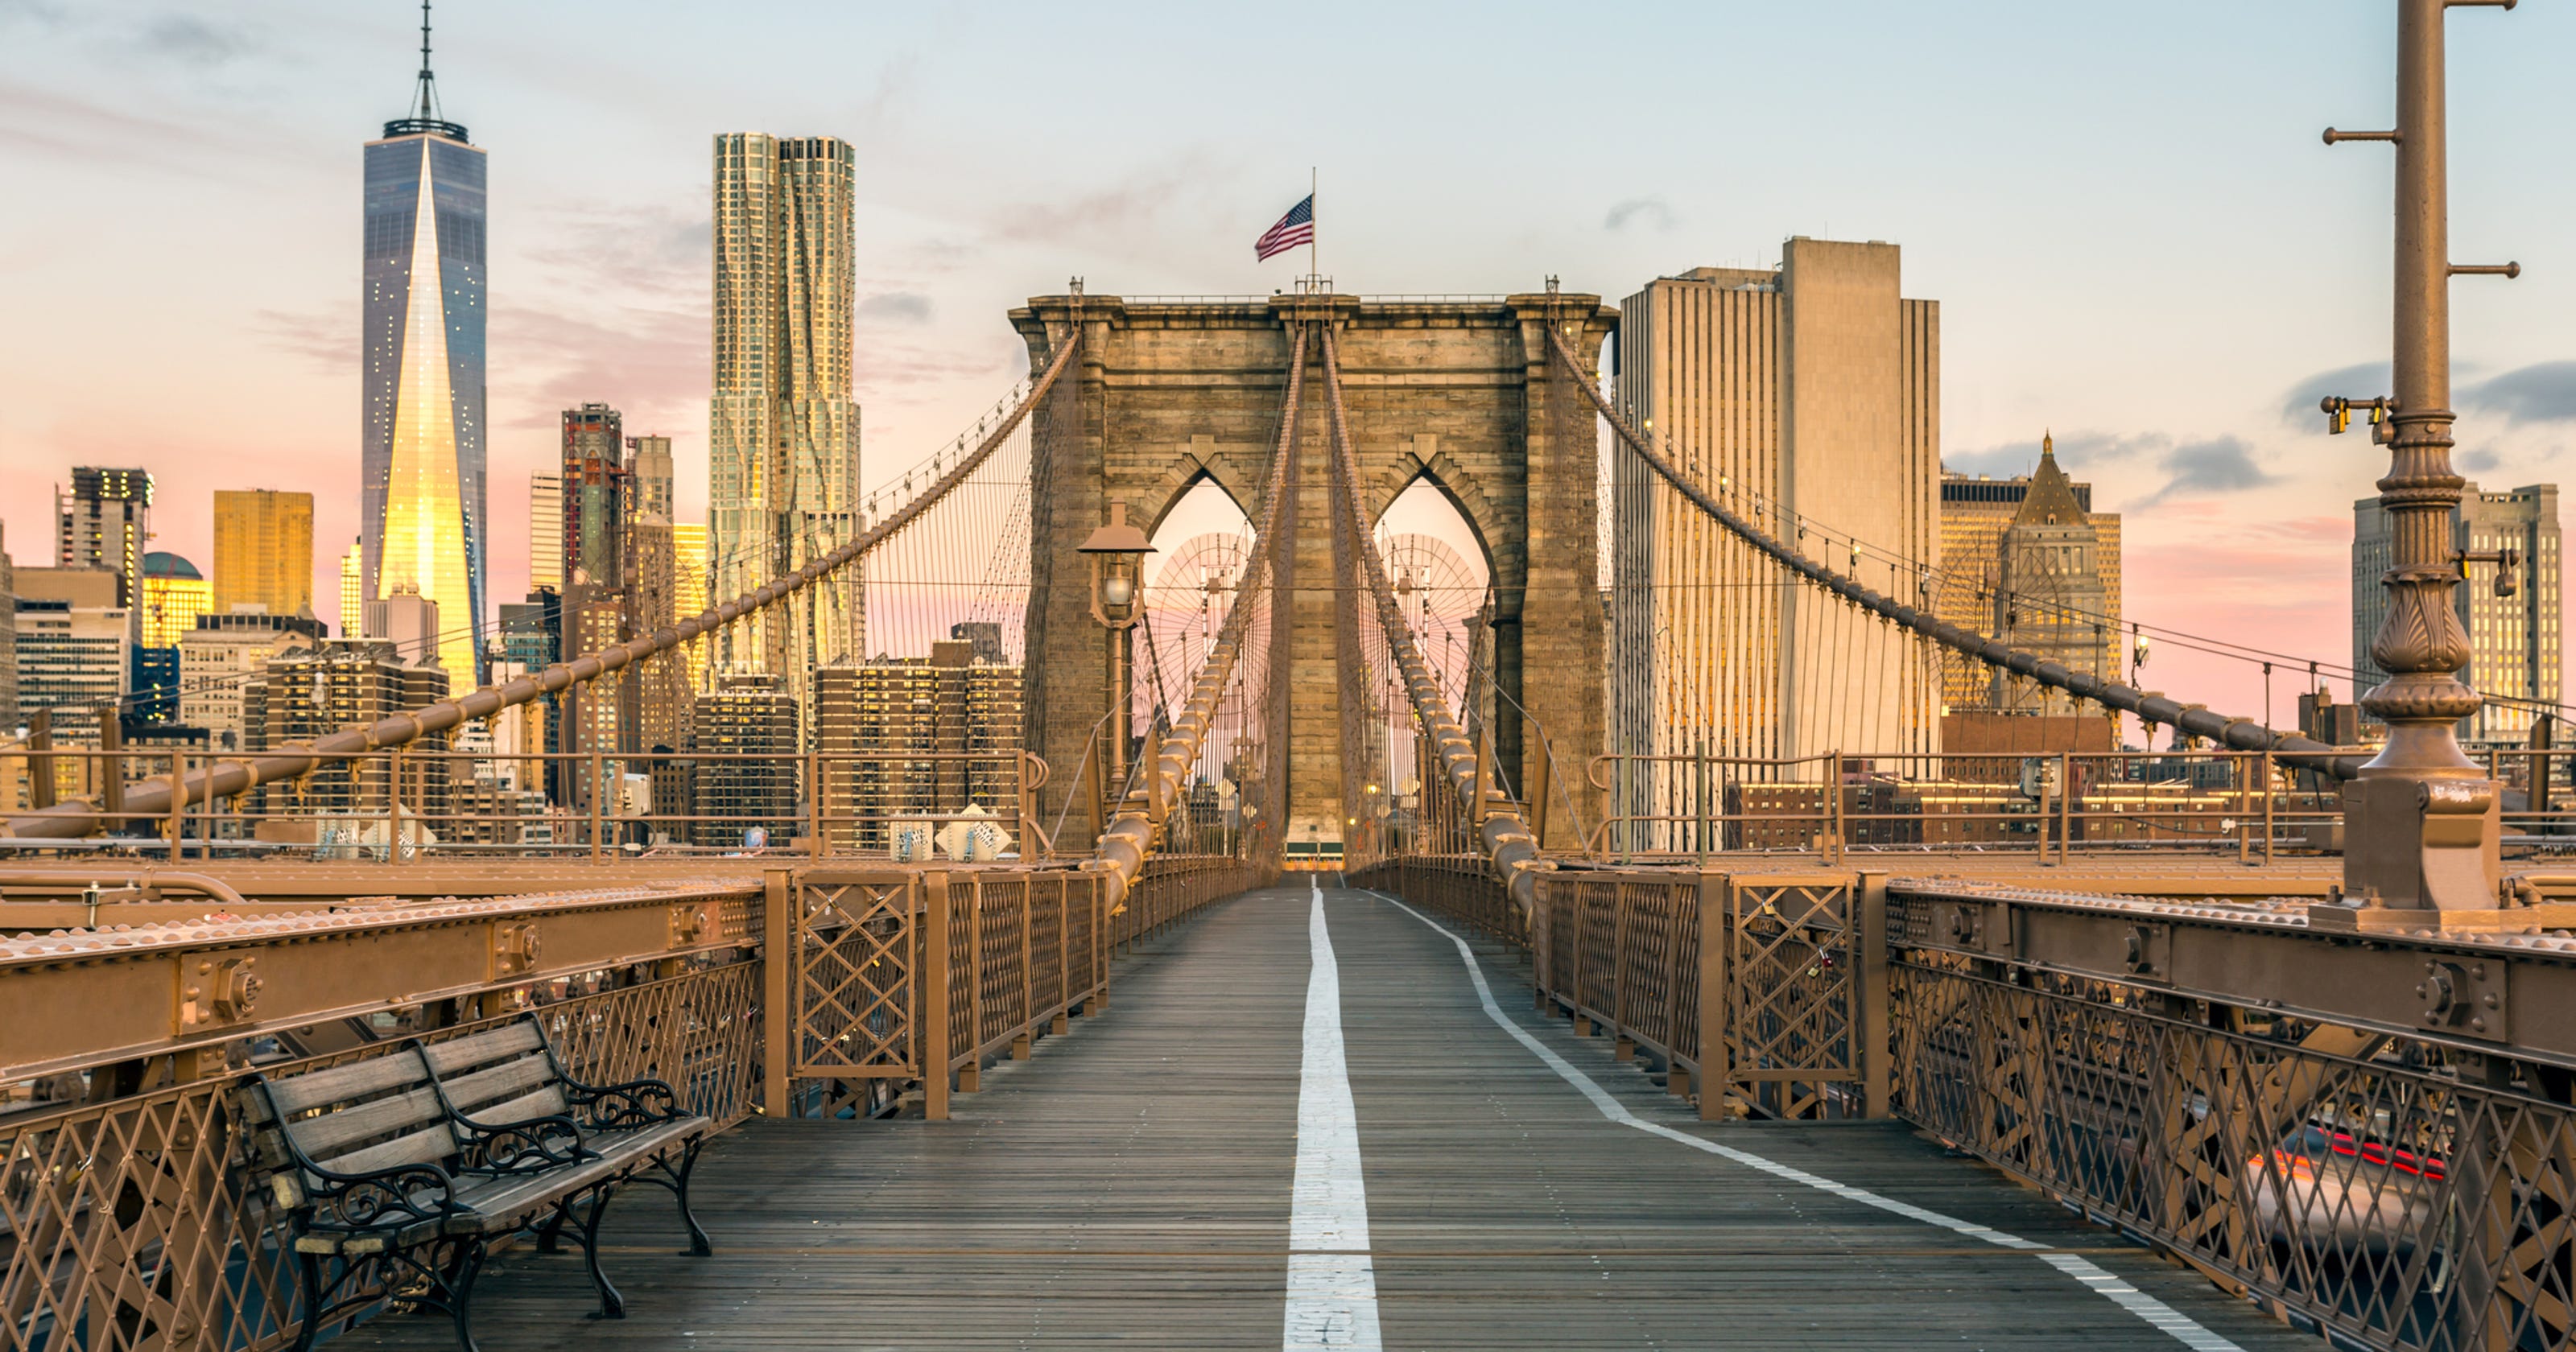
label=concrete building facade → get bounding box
[815,640,1024,853]
[245,641,449,823]
[2354,482,2562,744]
[1937,460,2122,713]
[1987,442,2116,716]
[528,472,563,593]
[12,567,127,744]
[1610,241,1942,828]
[178,612,323,752]
[691,673,801,848]
[55,468,151,627]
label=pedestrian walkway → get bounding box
[340,883,2310,1350]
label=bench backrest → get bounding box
[419,1019,575,1127]
[244,1047,461,1181]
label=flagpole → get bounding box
[1309,166,1318,289]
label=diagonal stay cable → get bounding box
[6,332,1085,841]
[1538,323,2363,782]
[1315,326,1543,917]
[1091,323,1311,899]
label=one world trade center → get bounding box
[361,5,485,682]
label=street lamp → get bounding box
[1080,501,1154,793]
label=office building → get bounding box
[55,468,152,624]
[711,133,863,711]
[1937,452,2123,713]
[499,589,565,802]
[130,550,203,723]
[691,673,801,848]
[528,472,563,593]
[2354,482,2562,744]
[562,404,628,590]
[621,435,690,756]
[1611,241,1942,845]
[338,538,365,638]
[365,587,443,670]
[139,552,209,649]
[213,488,315,618]
[179,612,324,752]
[11,567,129,744]
[244,641,449,823]
[0,524,17,725]
[814,641,1024,854]
[361,22,485,685]
[1985,442,2116,715]
[674,522,709,690]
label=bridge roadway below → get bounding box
[340,882,2309,1350]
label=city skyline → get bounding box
[2,2,2572,723]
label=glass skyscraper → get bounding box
[361,29,485,682]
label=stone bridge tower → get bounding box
[1014,290,1613,854]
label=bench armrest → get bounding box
[289,1162,459,1234]
[446,1111,595,1175]
[565,1077,685,1129]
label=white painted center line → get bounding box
[1284,880,1382,1351]
[1368,892,2248,1352]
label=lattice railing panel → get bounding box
[792,873,919,1078]
[1893,954,2576,1352]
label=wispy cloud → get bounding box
[2278,361,2390,425]
[2146,435,2274,505]
[2463,361,2576,424]
[136,13,250,65]
[1604,198,1675,232]
[858,291,933,324]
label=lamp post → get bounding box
[1080,501,1153,796]
[2322,0,2521,913]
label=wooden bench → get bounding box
[243,1015,715,1352]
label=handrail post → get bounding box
[807,749,824,856]
[390,748,406,865]
[27,710,54,810]
[2237,752,2253,867]
[1856,870,1892,1119]
[762,869,792,1117]
[923,871,952,1121]
[167,756,187,860]
[588,752,604,862]
[2262,750,2277,865]
[1696,868,1728,1122]
[2058,751,2073,866]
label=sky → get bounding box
[2,0,2570,731]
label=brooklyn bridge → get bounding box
[4,8,2571,1352]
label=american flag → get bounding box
[1254,193,1314,262]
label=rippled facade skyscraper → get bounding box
[361,19,485,682]
[710,133,862,715]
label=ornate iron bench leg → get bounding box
[288,1251,328,1352]
[577,1185,626,1319]
[676,1139,712,1256]
[448,1240,488,1352]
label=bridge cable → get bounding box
[5,332,1085,842]
[1538,324,2365,783]
[1315,328,1543,915]
[1088,324,1312,900]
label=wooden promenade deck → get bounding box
[338,883,2311,1350]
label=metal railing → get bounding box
[1354,857,2576,1352]
[1582,746,2576,865]
[0,855,1260,1351]
[0,747,1299,867]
